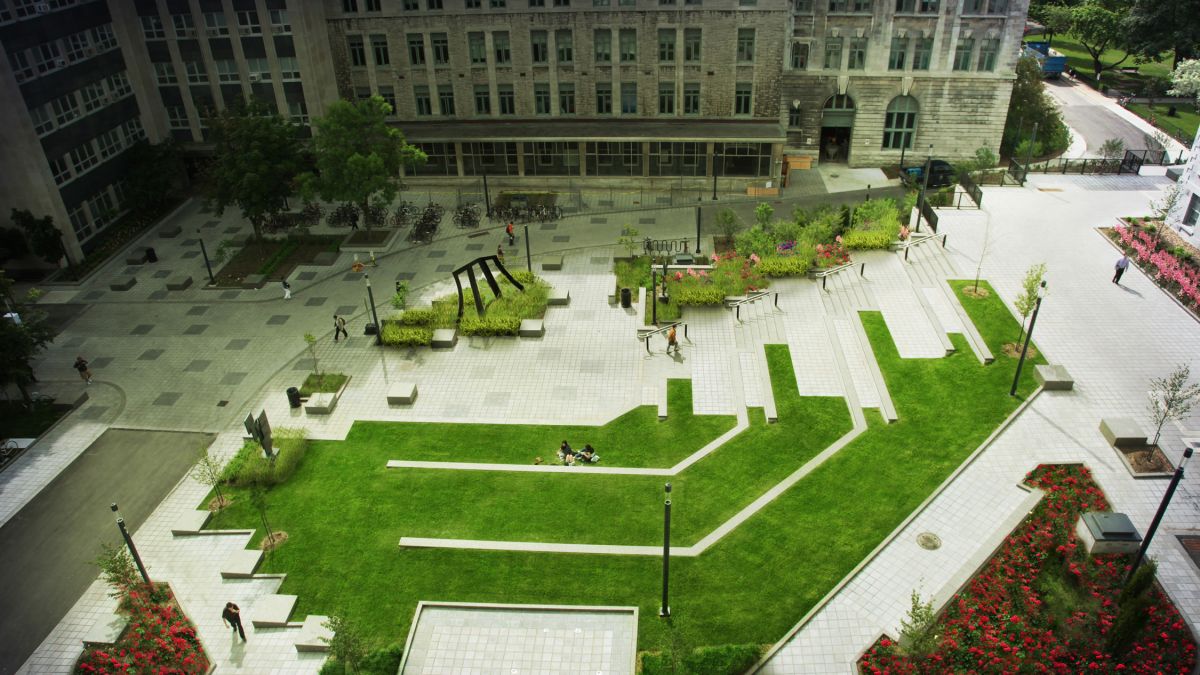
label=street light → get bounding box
[660,482,672,617]
[111,503,151,586]
[916,144,933,233]
[365,274,382,346]
[1127,445,1194,582]
[197,230,215,286]
[711,151,721,201]
[1010,280,1046,397]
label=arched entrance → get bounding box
[820,94,855,164]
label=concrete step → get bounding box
[252,594,298,628]
[294,615,333,653]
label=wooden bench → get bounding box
[110,277,137,292]
[387,382,418,405]
[165,276,193,291]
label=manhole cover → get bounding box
[917,532,942,550]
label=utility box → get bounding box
[1075,512,1141,555]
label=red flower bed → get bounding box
[76,585,209,674]
[1112,223,1200,309]
[859,464,1196,674]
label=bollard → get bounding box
[904,247,910,262]
[941,234,948,248]
[822,275,828,291]
[774,292,779,308]
[860,263,865,277]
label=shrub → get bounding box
[390,282,408,309]
[669,283,726,305]
[380,324,432,346]
[299,372,348,395]
[734,224,776,259]
[754,202,774,227]
[841,228,895,250]
[640,644,763,675]
[221,429,309,487]
[928,188,955,207]
[358,644,405,674]
[756,254,811,277]
[459,315,522,336]
[397,308,437,326]
[898,591,938,659]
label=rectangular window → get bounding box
[216,59,239,82]
[123,118,146,142]
[734,82,751,115]
[279,57,301,80]
[439,85,455,115]
[366,0,382,9]
[141,14,164,39]
[978,38,999,72]
[285,101,307,124]
[619,0,634,5]
[237,11,261,35]
[204,12,228,36]
[988,0,1008,13]
[534,83,551,114]
[683,83,699,114]
[848,38,866,69]
[474,85,490,113]
[594,0,610,6]
[498,84,515,114]
[79,82,105,112]
[49,156,71,185]
[658,83,674,114]
[89,191,116,227]
[556,29,573,63]
[154,61,177,84]
[70,142,97,173]
[531,30,548,63]
[428,0,442,8]
[658,29,675,62]
[247,57,271,81]
[594,29,611,63]
[953,37,973,71]
[553,0,569,5]
[888,37,907,70]
[530,0,545,6]
[558,83,574,113]
[963,0,983,10]
[414,85,432,115]
[619,29,636,62]
[96,127,123,159]
[494,32,510,64]
[431,33,449,64]
[344,0,358,10]
[828,0,846,9]
[913,38,932,70]
[736,28,755,62]
[167,106,189,129]
[403,0,419,8]
[372,34,390,65]
[270,9,290,34]
[791,42,808,69]
[349,36,366,67]
[29,104,54,135]
[185,60,207,83]
[469,33,486,64]
[919,0,938,11]
[69,206,91,240]
[788,107,802,127]
[53,93,79,125]
[683,29,701,63]
[92,24,117,51]
[107,72,132,98]
[824,37,842,69]
[33,42,61,74]
[490,0,505,6]
[64,33,88,62]
[595,83,612,114]
[407,34,425,65]
[895,0,914,10]
[172,12,194,38]
[794,0,812,9]
[620,82,636,114]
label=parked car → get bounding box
[904,159,957,189]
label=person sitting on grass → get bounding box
[579,444,600,463]
[557,440,574,462]
[564,452,576,466]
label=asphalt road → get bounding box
[0,428,213,675]
[1045,78,1150,156]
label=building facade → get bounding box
[1166,129,1200,248]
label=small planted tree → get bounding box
[303,332,321,389]
[190,446,229,510]
[716,208,741,244]
[617,225,641,258]
[249,484,284,550]
[94,542,142,600]
[1014,263,1047,343]
[1099,138,1126,161]
[898,591,939,659]
[323,614,368,673]
[754,202,774,227]
[11,208,65,265]
[1148,364,1200,447]
[970,213,993,297]
[391,280,409,309]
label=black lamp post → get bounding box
[365,274,382,346]
[111,503,151,585]
[651,268,658,326]
[1127,446,1194,582]
[711,151,721,201]
[197,230,215,286]
[695,206,702,254]
[916,144,933,233]
[1010,280,1046,397]
[524,224,532,273]
[660,482,672,617]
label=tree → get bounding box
[11,209,64,265]
[1147,364,1200,446]
[249,484,278,547]
[1152,183,1183,227]
[303,332,322,387]
[1002,58,1071,156]
[1124,0,1200,70]
[190,446,229,510]
[716,208,741,241]
[298,96,426,230]
[323,614,368,673]
[1014,263,1047,342]
[122,140,185,217]
[1068,0,1134,82]
[617,225,640,257]
[1040,4,1076,46]
[206,101,303,240]
[898,591,938,659]
[1168,59,1200,107]
[0,272,54,404]
[1099,137,1126,160]
[93,543,141,600]
[754,202,774,227]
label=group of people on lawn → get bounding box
[556,440,599,466]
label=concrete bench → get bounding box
[221,549,263,578]
[542,255,563,271]
[110,277,137,292]
[242,273,267,289]
[305,392,337,415]
[171,510,212,536]
[81,612,127,648]
[251,594,297,628]
[431,328,458,349]
[1100,418,1147,448]
[125,248,150,265]
[159,225,182,238]
[548,288,570,306]
[387,382,418,405]
[294,615,333,653]
[165,275,193,291]
[1035,364,1074,391]
[519,319,545,338]
[312,251,338,266]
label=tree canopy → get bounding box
[1002,57,1071,157]
[1068,0,1134,80]
[11,208,64,265]
[1124,0,1200,70]
[1169,59,1200,106]
[0,273,54,404]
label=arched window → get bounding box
[882,96,917,150]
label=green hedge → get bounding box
[640,644,764,675]
[221,429,309,487]
[670,284,726,305]
[397,308,437,326]
[318,644,404,675]
[843,199,901,250]
[840,228,895,250]
[756,254,811,277]
[381,324,433,346]
[459,315,522,336]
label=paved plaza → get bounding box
[7,168,1200,674]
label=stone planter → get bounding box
[1099,417,1175,478]
[303,375,351,416]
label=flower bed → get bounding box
[1109,222,1200,310]
[76,584,209,674]
[859,464,1196,674]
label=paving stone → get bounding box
[147,290,168,301]
[599,199,614,207]
[129,324,154,336]
[483,391,509,406]
[304,296,328,307]
[656,196,672,204]
[182,239,199,246]
[83,290,104,301]
[435,264,454,273]
[78,405,107,420]
[184,359,211,373]
[123,267,139,275]
[552,235,570,243]
[427,250,447,258]
[590,256,609,265]
[89,357,112,369]
[153,270,172,279]
[152,392,181,406]
[342,272,361,281]
[223,226,241,234]
[465,243,484,251]
[335,305,357,316]
[396,272,416,281]
[219,290,240,299]
[220,372,247,386]
[138,349,164,361]
[540,223,558,230]
[225,339,249,350]
[639,217,656,224]
[293,359,315,371]
[590,217,607,224]
[180,251,200,259]
[183,324,208,335]
[266,315,289,326]
[296,271,317,281]
[60,336,85,348]
[186,306,209,316]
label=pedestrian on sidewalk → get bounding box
[222,602,246,642]
[497,244,505,266]
[506,221,515,246]
[282,280,292,300]
[333,314,348,342]
[666,325,679,354]
[1113,253,1130,284]
[73,356,92,384]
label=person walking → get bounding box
[282,280,292,300]
[497,244,505,266]
[333,314,348,342]
[666,325,679,354]
[1113,254,1130,285]
[222,602,246,642]
[506,221,515,246]
[73,356,92,384]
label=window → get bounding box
[172,13,194,38]
[498,84,515,114]
[474,85,490,113]
[739,0,755,5]
[404,0,419,7]
[895,0,914,10]
[49,156,71,185]
[372,34,390,65]
[80,82,105,111]
[185,60,207,83]
[594,29,611,63]
[469,33,486,64]
[88,191,115,227]
[494,32,510,64]
[683,83,699,114]
[534,83,551,114]
[791,41,808,69]
[556,29,572,63]
[366,0,382,9]
[107,72,132,98]
[168,106,189,129]
[823,37,842,69]
[1185,194,1200,227]
[620,82,636,113]
[888,37,907,70]
[288,100,309,124]
[29,104,54,135]
[154,61,177,84]
[349,36,367,67]
[432,34,449,64]
[988,0,1008,13]
[69,206,91,240]
[794,0,812,9]
[490,0,505,6]
[530,0,545,5]
[531,30,548,63]
[953,37,973,71]
[848,38,866,69]
[658,29,675,62]
[378,85,396,112]
[684,29,701,62]
[619,29,636,62]
[122,118,146,142]
[919,0,937,11]
[343,0,358,10]
[52,93,78,125]
[619,0,634,5]
[594,0,610,6]
[828,0,846,9]
[658,83,674,114]
[241,58,267,82]
[853,0,869,8]
[204,13,228,36]
[279,57,301,79]
[882,96,917,150]
[595,83,612,114]
[141,14,164,39]
[913,38,932,70]
[70,142,97,173]
[33,42,62,74]
[978,38,999,72]
[414,85,432,115]
[270,9,290,33]
[439,85,455,114]
[963,0,983,10]
[734,83,751,115]
[210,59,237,84]
[92,24,118,51]
[553,0,569,5]
[237,11,261,35]
[64,33,89,62]
[788,106,802,127]
[559,83,574,113]
[736,28,755,62]
[96,127,122,159]
[428,0,442,8]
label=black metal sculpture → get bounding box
[452,255,525,323]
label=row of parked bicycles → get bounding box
[260,198,561,242]
[490,203,563,224]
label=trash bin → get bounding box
[620,287,632,308]
[364,322,379,335]
[286,386,301,408]
[144,247,158,263]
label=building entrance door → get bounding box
[820,94,855,164]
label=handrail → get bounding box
[897,233,948,261]
[812,261,866,290]
[642,321,687,353]
[729,290,778,321]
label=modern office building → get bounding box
[1,0,1028,262]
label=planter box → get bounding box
[303,374,351,415]
[342,228,400,251]
[294,615,333,653]
[165,275,193,291]
[387,382,418,405]
[159,225,182,238]
[1112,444,1176,479]
[242,273,267,289]
[312,251,339,266]
[124,247,150,265]
[432,328,458,349]
[548,288,570,305]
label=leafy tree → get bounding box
[1124,0,1200,70]
[754,202,774,227]
[0,227,29,261]
[298,96,426,230]
[190,446,229,510]
[716,208,741,241]
[1068,0,1134,81]
[93,543,141,600]
[1168,59,1200,107]
[1099,137,1126,160]
[1040,4,1076,46]
[206,101,303,240]
[122,140,185,216]
[303,332,322,386]
[11,209,64,265]
[1002,57,1072,156]
[1147,364,1200,446]
[249,484,277,546]
[1014,263,1047,343]
[322,614,368,673]
[0,272,54,404]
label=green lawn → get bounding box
[1126,102,1197,146]
[1047,35,1172,88]
[204,282,1042,656]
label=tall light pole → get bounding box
[197,229,215,286]
[711,151,721,201]
[1010,280,1046,397]
[916,144,933,232]
[111,503,151,585]
[365,274,382,346]
[660,482,672,617]
[524,224,532,273]
[1127,446,1194,582]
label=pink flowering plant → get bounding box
[814,237,851,269]
[1113,224,1200,309]
[664,251,766,305]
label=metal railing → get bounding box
[1007,159,1027,186]
[729,290,778,321]
[641,321,688,353]
[919,199,939,232]
[896,232,948,261]
[812,261,866,290]
[958,171,983,208]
